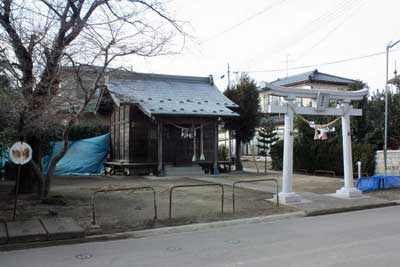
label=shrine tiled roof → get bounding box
[270,69,357,87]
[105,72,238,117]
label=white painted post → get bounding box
[336,103,362,197]
[200,123,205,160]
[357,161,361,178]
[278,98,301,203]
[282,102,294,194]
[342,112,353,188]
[192,123,197,162]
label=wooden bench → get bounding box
[104,162,158,176]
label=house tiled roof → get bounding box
[270,69,357,87]
[106,72,238,117]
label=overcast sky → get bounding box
[123,0,400,92]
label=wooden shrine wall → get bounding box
[110,105,218,164]
[162,118,217,164]
[110,104,157,162]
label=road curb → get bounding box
[0,211,305,251]
[94,211,307,240]
[2,202,397,252]
[305,201,398,216]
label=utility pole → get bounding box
[227,62,232,171]
[385,45,389,175]
[384,39,400,175]
[383,40,400,175]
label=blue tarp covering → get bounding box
[0,148,8,174]
[357,175,400,191]
[43,134,110,176]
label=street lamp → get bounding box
[384,39,400,175]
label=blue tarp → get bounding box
[357,175,400,191]
[0,148,8,174]
[43,134,110,176]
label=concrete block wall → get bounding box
[375,150,400,175]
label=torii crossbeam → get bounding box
[261,83,369,204]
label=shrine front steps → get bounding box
[165,165,205,177]
[0,217,84,245]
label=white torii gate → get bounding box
[262,83,369,204]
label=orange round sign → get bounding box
[9,142,32,165]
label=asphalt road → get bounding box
[2,206,400,267]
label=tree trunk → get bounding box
[18,165,36,194]
[44,175,51,197]
[18,137,42,194]
[43,130,71,197]
[235,138,243,171]
[29,160,46,198]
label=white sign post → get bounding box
[9,141,32,220]
[356,161,362,179]
[261,83,368,203]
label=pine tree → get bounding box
[224,74,260,171]
[257,118,279,173]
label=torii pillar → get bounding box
[336,101,362,198]
[280,97,302,203]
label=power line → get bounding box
[294,0,366,62]
[239,0,360,69]
[281,0,359,49]
[202,0,288,43]
[233,48,400,73]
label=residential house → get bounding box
[245,69,359,156]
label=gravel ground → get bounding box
[0,175,297,235]
[0,171,364,235]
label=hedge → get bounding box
[271,140,376,176]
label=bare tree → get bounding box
[0,0,185,197]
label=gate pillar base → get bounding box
[335,187,362,198]
[277,192,303,204]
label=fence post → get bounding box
[356,161,361,179]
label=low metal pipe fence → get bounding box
[169,183,224,220]
[91,186,157,225]
[232,178,279,213]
